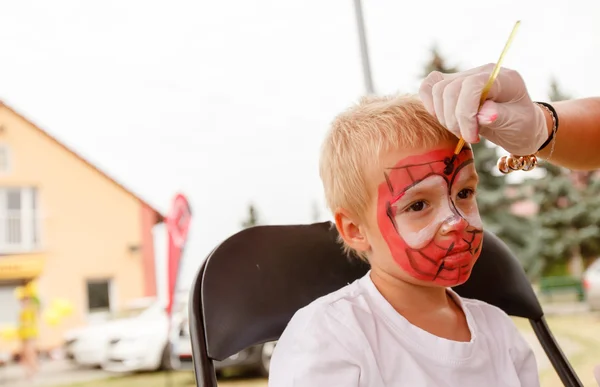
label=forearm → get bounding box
[537,97,600,170]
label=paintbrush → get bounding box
[449,20,521,166]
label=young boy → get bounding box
[268,94,539,386]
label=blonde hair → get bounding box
[319,94,456,256]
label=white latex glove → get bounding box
[594,364,600,386]
[419,63,549,156]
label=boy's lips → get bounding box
[444,244,472,258]
[406,248,475,279]
[441,250,473,269]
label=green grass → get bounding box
[513,313,600,387]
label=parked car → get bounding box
[63,299,158,368]
[583,258,600,310]
[102,300,186,373]
[65,297,183,371]
[176,316,276,377]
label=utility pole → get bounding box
[352,0,375,94]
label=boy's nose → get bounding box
[439,215,468,235]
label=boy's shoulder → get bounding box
[459,294,507,314]
[281,275,372,340]
[269,276,376,385]
[457,294,521,336]
[459,294,511,318]
[296,275,368,315]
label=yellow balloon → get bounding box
[51,299,73,318]
[43,309,62,327]
[62,305,73,317]
[0,326,18,341]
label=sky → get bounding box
[1,0,599,294]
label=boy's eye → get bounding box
[457,188,475,200]
[407,201,427,212]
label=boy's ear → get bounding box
[334,209,370,253]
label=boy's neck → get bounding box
[369,269,453,312]
[370,268,472,342]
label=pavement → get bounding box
[521,331,582,373]
[0,359,112,387]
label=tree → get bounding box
[241,203,260,229]
[421,44,459,78]
[523,79,600,276]
[421,46,534,271]
[471,141,535,269]
[549,76,571,102]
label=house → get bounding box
[0,102,164,354]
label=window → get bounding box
[0,187,39,252]
[86,279,112,314]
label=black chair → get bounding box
[189,222,582,387]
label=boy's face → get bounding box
[366,143,483,287]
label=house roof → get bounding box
[0,102,165,223]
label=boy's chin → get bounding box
[394,266,474,288]
[403,276,469,288]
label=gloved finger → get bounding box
[455,72,492,143]
[434,62,496,81]
[593,364,600,386]
[485,66,527,103]
[419,71,445,116]
[442,78,463,135]
[431,79,454,128]
[420,63,496,115]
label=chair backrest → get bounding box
[190,221,543,362]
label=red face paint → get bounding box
[376,147,483,287]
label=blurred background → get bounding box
[0,1,599,386]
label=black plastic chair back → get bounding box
[189,222,582,387]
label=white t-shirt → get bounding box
[269,272,539,387]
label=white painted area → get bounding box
[152,222,168,307]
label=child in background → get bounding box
[17,281,40,382]
[268,95,539,386]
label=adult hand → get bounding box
[594,364,600,386]
[419,63,549,156]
